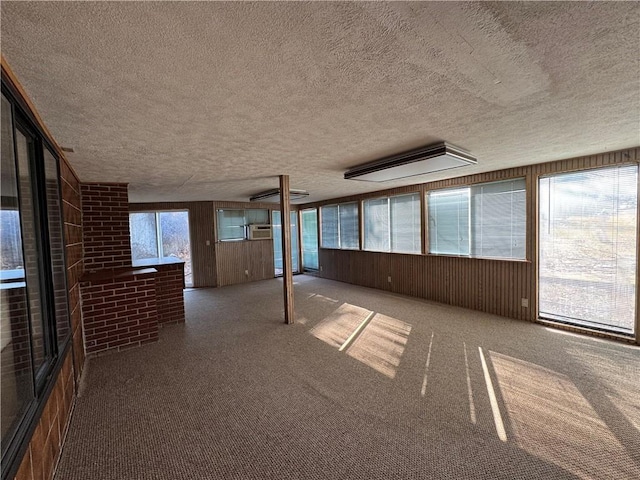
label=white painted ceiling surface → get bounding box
[1,1,639,203]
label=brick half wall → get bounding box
[81,269,159,355]
[154,263,186,325]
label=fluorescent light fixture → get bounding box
[344,142,477,182]
[249,188,309,203]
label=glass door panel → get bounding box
[272,211,299,276]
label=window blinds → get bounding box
[321,203,359,249]
[428,188,470,255]
[470,178,526,259]
[428,179,526,259]
[339,203,359,249]
[363,193,420,254]
[391,194,421,253]
[363,198,390,252]
[321,205,339,248]
[539,165,637,332]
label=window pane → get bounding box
[428,188,470,255]
[245,209,268,225]
[470,179,526,259]
[321,205,338,248]
[43,149,70,346]
[301,209,318,270]
[363,198,390,252]
[15,128,49,372]
[159,211,192,287]
[391,193,421,254]
[539,166,637,333]
[290,211,299,273]
[339,203,359,249]
[217,209,245,241]
[130,213,158,260]
[1,94,35,453]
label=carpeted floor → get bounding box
[55,276,640,479]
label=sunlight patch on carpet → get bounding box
[490,351,638,479]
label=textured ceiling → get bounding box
[1,1,639,203]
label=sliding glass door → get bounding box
[301,209,319,270]
[272,211,299,276]
[539,165,638,334]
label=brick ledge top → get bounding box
[80,267,158,285]
[132,257,185,267]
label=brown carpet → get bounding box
[55,276,640,479]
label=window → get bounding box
[1,88,70,474]
[428,178,526,259]
[539,165,637,333]
[216,208,269,242]
[363,193,421,254]
[320,203,359,250]
[217,209,245,241]
[301,209,319,270]
[129,211,193,286]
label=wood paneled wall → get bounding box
[303,147,640,332]
[215,240,275,287]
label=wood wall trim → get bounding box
[280,175,295,324]
[637,156,640,345]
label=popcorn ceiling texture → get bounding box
[1,2,638,203]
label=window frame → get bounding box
[319,202,360,250]
[300,208,319,271]
[1,80,72,480]
[215,208,270,242]
[129,210,193,286]
[426,177,528,261]
[363,192,421,254]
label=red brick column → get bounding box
[80,183,131,271]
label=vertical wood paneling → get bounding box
[312,147,638,332]
[215,240,275,287]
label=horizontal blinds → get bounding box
[339,203,359,249]
[470,178,526,259]
[428,188,470,255]
[539,165,638,332]
[391,193,420,254]
[321,205,339,248]
[363,198,390,252]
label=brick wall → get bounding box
[81,270,159,355]
[61,160,85,381]
[13,354,74,480]
[154,264,186,325]
[81,183,131,271]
